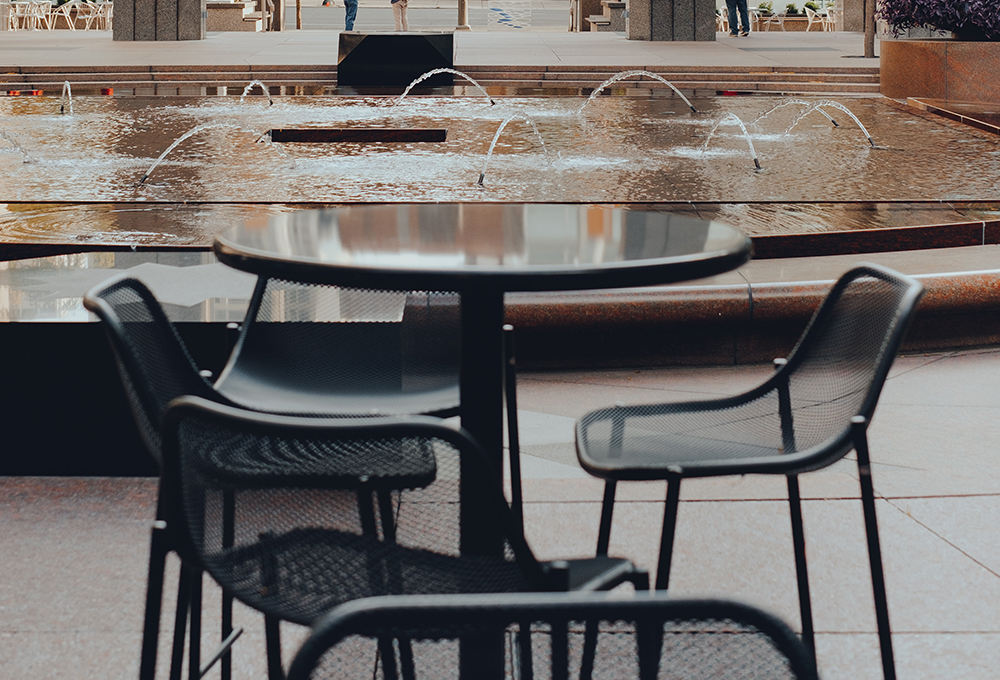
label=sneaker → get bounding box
[729,32,738,36]
[741,30,750,36]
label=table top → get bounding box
[215,204,752,292]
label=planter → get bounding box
[881,38,1000,99]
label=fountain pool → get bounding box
[0,93,998,247]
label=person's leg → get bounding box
[737,0,749,32]
[724,0,738,34]
[392,0,402,30]
[345,0,357,29]
[399,0,408,30]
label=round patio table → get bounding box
[214,203,752,549]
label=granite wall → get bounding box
[114,0,206,40]
[628,0,715,40]
[881,39,1000,100]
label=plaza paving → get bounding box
[5,345,1000,679]
[2,22,999,680]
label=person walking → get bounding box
[725,0,750,35]
[392,0,408,30]
[344,0,357,29]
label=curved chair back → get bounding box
[214,277,460,417]
[773,264,923,463]
[160,396,547,627]
[84,275,220,463]
[287,593,819,680]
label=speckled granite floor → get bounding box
[3,347,1000,679]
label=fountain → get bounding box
[0,130,36,164]
[0,81,997,243]
[578,70,698,114]
[478,112,550,186]
[704,113,761,171]
[395,68,496,107]
[240,80,274,106]
[60,81,73,116]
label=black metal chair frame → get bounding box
[86,275,536,680]
[285,592,819,680]
[84,275,244,680]
[214,276,462,418]
[576,264,925,680]
[161,395,649,680]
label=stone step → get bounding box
[458,64,880,76]
[456,80,880,94]
[465,70,878,84]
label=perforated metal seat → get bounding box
[163,396,649,679]
[286,592,818,680]
[576,264,924,680]
[214,278,460,417]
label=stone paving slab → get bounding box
[0,29,881,69]
[3,347,1000,679]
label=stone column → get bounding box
[0,1,10,31]
[114,0,206,40]
[628,0,716,40]
[840,0,863,31]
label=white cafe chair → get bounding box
[761,8,786,30]
[804,6,828,31]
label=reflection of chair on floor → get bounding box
[162,396,650,680]
[286,592,819,680]
[804,7,830,30]
[576,265,925,680]
[85,275,462,680]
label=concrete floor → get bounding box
[3,347,1000,678]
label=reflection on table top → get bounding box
[0,252,255,323]
[216,204,751,291]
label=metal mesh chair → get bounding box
[214,278,460,418]
[84,276,245,680]
[576,264,924,680]
[286,592,818,680]
[162,396,649,680]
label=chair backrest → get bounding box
[84,275,221,464]
[286,592,819,680]
[214,277,460,417]
[774,264,923,459]
[160,396,548,627]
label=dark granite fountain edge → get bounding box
[508,269,1000,367]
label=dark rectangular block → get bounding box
[270,128,447,143]
[338,32,454,88]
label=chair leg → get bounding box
[169,567,193,680]
[140,520,171,680]
[221,490,235,680]
[654,477,682,591]
[503,326,524,533]
[187,572,202,680]
[596,480,616,556]
[787,475,815,656]
[853,418,897,680]
[265,615,284,680]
